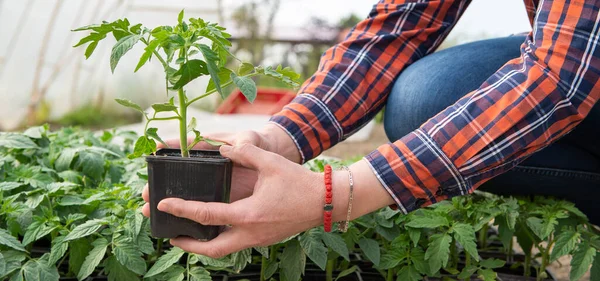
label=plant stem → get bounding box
[479,223,489,249]
[156,238,163,257]
[386,269,394,281]
[260,255,267,281]
[326,259,335,281]
[178,88,189,157]
[465,253,472,281]
[524,253,532,277]
[450,238,458,268]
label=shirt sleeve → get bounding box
[366,0,600,213]
[269,0,471,163]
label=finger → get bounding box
[219,143,278,170]
[157,198,246,226]
[141,203,150,218]
[170,227,250,258]
[142,184,149,203]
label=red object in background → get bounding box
[216,88,297,115]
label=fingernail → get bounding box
[157,200,170,212]
[220,145,232,153]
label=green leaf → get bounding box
[0,134,38,149]
[0,182,24,191]
[280,240,305,281]
[396,265,422,281]
[114,244,146,275]
[590,254,600,281]
[55,148,77,171]
[187,117,197,133]
[110,34,142,73]
[238,62,254,75]
[478,268,497,281]
[406,212,449,229]
[358,238,380,266]
[130,136,156,159]
[231,248,252,272]
[64,219,108,241]
[335,265,358,281]
[9,271,23,281]
[135,39,160,72]
[299,232,327,270]
[105,256,140,281]
[480,258,505,269]
[264,261,279,280]
[22,220,44,246]
[0,229,25,252]
[254,247,269,258]
[231,73,257,103]
[151,103,178,112]
[84,41,99,59]
[115,98,145,114]
[69,239,91,275]
[172,60,209,90]
[145,247,184,277]
[188,266,211,281]
[570,244,596,281]
[76,151,104,180]
[48,236,68,266]
[178,10,185,24]
[198,44,223,97]
[321,231,350,261]
[206,67,233,94]
[452,223,479,261]
[22,259,59,281]
[0,253,6,277]
[407,228,421,247]
[424,233,451,273]
[77,238,108,281]
[526,217,556,240]
[157,265,185,281]
[146,128,167,147]
[551,229,579,261]
[458,265,478,280]
[203,138,226,147]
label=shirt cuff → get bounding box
[269,94,344,163]
[365,129,469,214]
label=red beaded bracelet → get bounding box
[323,164,333,232]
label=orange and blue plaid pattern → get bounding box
[270,0,600,213]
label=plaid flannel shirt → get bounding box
[270,0,600,213]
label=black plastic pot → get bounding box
[146,149,232,240]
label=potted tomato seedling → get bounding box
[73,11,300,240]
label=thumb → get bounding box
[220,144,275,170]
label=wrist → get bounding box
[259,123,302,163]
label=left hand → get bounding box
[155,144,325,258]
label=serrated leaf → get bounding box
[69,238,91,275]
[188,266,211,281]
[146,128,167,147]
[407,228,421,247]
[130,136,156,159]
[478,268,497,281]
[198,44,223,97]
[114,244,146,275]
[0,229,25,252]
[406,212,449,229]
[231,248,252,272]
[206,67,233,94]
[115,98,144,114]
[105,256,140,281]
[55,148,77,171]
[76,151,104,180]
[358,238,380,266]
[551,230,579,261]
[0,253,6,276]
[299,232,327,270]
[157,265,185,281]
[321,231,349,261]
[231,73,257,103]
[77,238,108,281]
[47,236,68,266]
[238,62,254,75]
[64,219,108,241]
[458,265,478,280]
[335,265,358,281]
[22,220,44,246]
[452,223,479,261]
[280,240,305,281]
[135,40,160,72]
[570,244,596,281]
[0,134,38,149]
[172,60,209,90]
[397,265,422,281]
[110,34,142,73]
[480,258,505,269]
[424,233,451,273]
[254,247,269,258]
[145,247,184,277]
[264,261,279,280]
[0,182,24,191]
[22,259,59,281]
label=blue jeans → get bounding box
[384,36,600,224]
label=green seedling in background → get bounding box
[73,10,300,158]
